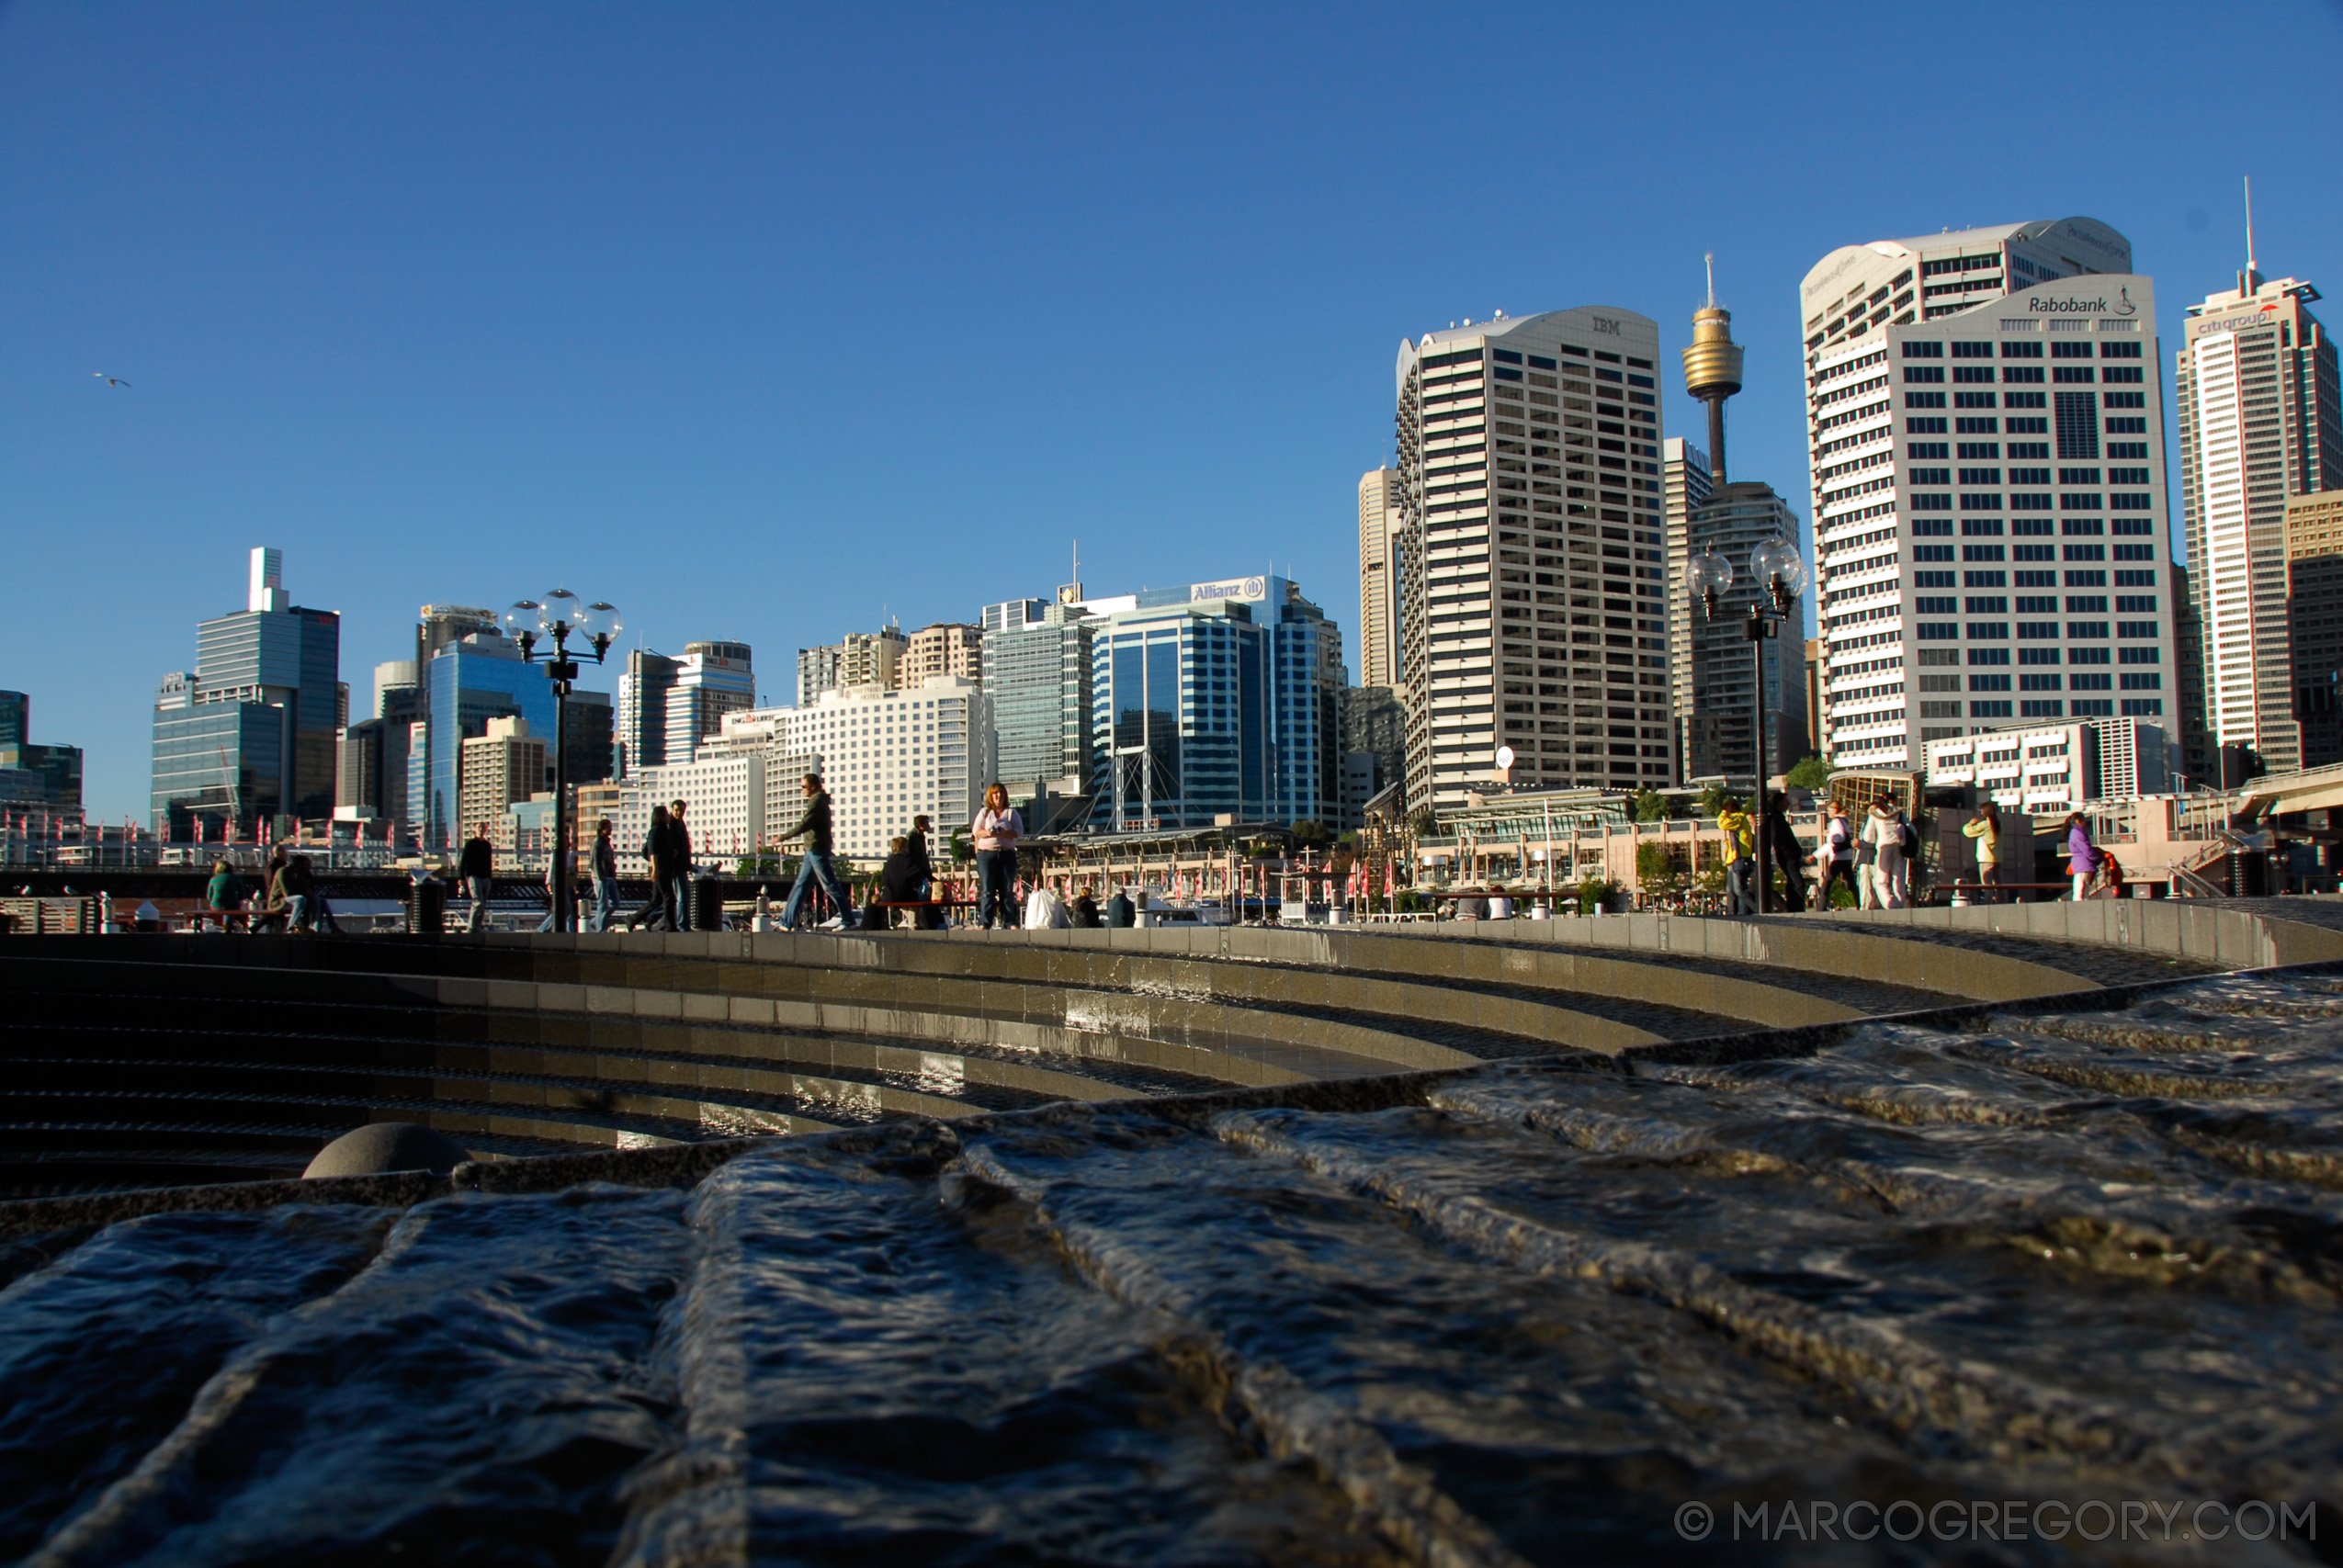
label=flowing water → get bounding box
[4,972,2341,1564]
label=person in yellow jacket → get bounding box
[1962,800,2002,902]
[1716,802,1757,915]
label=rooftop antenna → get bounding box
[1705,252,1715,309]
[2245,175,2258,273]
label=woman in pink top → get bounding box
[972,783,1024,930]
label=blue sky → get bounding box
[6,1,2340,820]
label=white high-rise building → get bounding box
[1392,309,1674,807]
[2175,266,2340,777]
[702,674,992,863]
[1660,436,1714,780]
[1801,220,2176,773]
[1356,468,1403,690]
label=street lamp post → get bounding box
[1692,535,1805,914]
[504,590,621,934]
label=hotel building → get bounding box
[1800,221,2176,774]
[1392,309,1674,807]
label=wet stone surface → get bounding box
[3,969,2340,1564]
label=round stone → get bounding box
[302,1122,472,1179]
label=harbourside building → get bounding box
[1799,221,2177,776]
[1392,309,1675,807]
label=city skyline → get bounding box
[6,4,2339,818]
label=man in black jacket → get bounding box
[458,824,494,931]
[777,773,856,930]
[668,799,695,931]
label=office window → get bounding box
[1908,443,1950,458]
[2054,393,2100,459]
[1969,673,2012,691]
[1970,701,2013,717]
[2002,365,2046,384]
[1955,418,1999,434]
[1953,392,1998,409]
[1903,341,1943,357]
[2051,341,2093,358]
[1907,417,1949,433]
[1953,366,1996,383]
[2020,673,2061,691]
[2001,341,2043,358]
[2006,392,2048,411]
[1906,391,1947,409]
[1966,647,2011,666]
[1952,341,1993,357]
[1905,366,1945,384]
[1958,443,2000,458]
[2102,391,2145,410]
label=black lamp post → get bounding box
[504,590,621,934]
[1692,535,1805,914]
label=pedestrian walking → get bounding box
[590,818,618,931]
[668,799,694,931]
[779,773,856,930]
[1963,801,2003,902]
[971,784,1023,931]
[1717,799,1757,916]
[640,805,676,930]
[1817,806,1859,909]
[1763,796,1807,912]
[458,825,495,931]
[2065,811,2100,902]
[1862,801,1908,909]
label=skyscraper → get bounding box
[417,631,609,849]
[1801,221,2176,773]
[1660,436,1715,779]
[619,649,678,775]
[1392,309,1674,807]
[1355,468,1402,690]
[982,599,1097,794]
[902,623,983,687]
[1088,575,1344,831]
[2286,490,2343,769]
[151,547,340,838]
[2174,259,2339,777]
[796,627,907,706]
[0,691,84,809]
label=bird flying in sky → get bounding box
[93,373,130,388]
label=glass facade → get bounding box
[150,579,340,836]
[984,614,1095,788]
[1088,578,1343,831]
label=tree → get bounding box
[1406,806,1440,840]
[1629,787,1669,823]
[1290,818,1330,848]
[1786,754,1832,790]
[1696,782,1740,819]
[1635,841,1686,906]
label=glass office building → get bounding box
[419,634,611,849]
[1088,575,1344,831]
[150,549,340,839]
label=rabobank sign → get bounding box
[1191,576,1268,604]
[2026,283,2143,318]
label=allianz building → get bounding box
[1086,574,1346,833]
